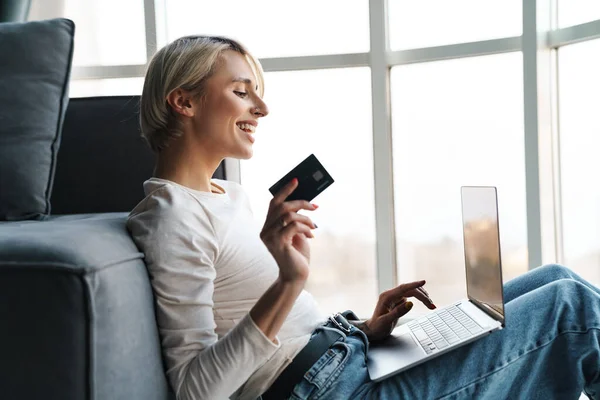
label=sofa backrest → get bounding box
[51,96,226,214]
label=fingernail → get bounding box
[405,302,413,310]
[314,223,318,229]
[311,203,319,209]
[292,178,298,184]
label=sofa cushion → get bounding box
[0,18,74,221]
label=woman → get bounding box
[127,35,600,400]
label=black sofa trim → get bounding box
[0,265,91,399]
[83,271,94,400]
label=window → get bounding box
[559,0,600,28]
[240,68,377,318]
[558,39,600,286]
[30,0,600,316]
[64,0,147,66]
[165,0,370,58]
[389,0,522,50]
[391,53,527,316]
[69,78,145,98]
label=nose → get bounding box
[253,98,269,118]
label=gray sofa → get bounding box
[0,95,226,400]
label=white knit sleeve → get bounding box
[127,187,280,400]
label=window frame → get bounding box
[68,0,600,293]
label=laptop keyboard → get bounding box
[407,305,483,354]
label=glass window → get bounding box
[391,53,527,316]
[240,68,377,318]
[559,0,600,28]
[165,0,369,58]
[389,0,522,50]
[64,0,147,66]
[558,40,600,286]
[69,78,145,97]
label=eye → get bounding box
[234,91,248,98]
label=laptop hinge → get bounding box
[469,297,505,327]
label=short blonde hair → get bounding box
[140,35,264,153]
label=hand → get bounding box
[259,178,318,284]
[360,280,436,342]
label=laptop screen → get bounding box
[461,186,505,322]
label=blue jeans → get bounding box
[289,264,600,400]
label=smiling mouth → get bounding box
[236,123,256,133]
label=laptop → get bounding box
[367,186,506,382]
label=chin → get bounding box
[236,146,253,160]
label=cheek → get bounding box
[201,94,247,131]
[221,94,247,116]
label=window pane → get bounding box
[69,78,144,97]
[558,40,600,286]
[559,0,600,28]
[64,0,146,66]
[391,53,527,316]
[165,1,369,58]
[389,0,522,50]
[240,68,377,318]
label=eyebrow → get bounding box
[232,77,258,91]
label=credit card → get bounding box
[268,154,334,202]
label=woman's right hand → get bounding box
[260,178,318,284]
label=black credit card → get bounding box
[268,154,334,202]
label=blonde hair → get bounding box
[140,35,264,152]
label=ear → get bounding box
[166,88,195,117]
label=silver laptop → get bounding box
[367,186,505,382]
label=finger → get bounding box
[282,199,319,213]
[386,297,406,312]
[416,287,436,309]
[276,201,318,224]
[264,200,317,232]
[282,220,315,239]
[272,178,299,204]
[280,213,317,230]
[404,289,436,309]
[387,280,426,298]
[381,300,413,325]
[385,296,406,311]
[265,208,318,233]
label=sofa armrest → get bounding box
[0,214,173,400]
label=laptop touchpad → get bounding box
[367,333,425,380]
[372,332,423,352]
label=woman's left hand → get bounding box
[359,280,436,342]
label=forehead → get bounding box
[212,50,256,85]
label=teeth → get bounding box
[236,123,255,133]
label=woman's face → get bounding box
[191,50,269,160]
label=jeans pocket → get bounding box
[290,342,351,400]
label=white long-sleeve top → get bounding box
[126,177,326,400]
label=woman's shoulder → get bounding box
[127,178,212,231]
[127,177,251,229]
[132,178,196,212]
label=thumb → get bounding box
[381,301,413,325]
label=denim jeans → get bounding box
[289,264,600,400]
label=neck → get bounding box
[154,136,224,193]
